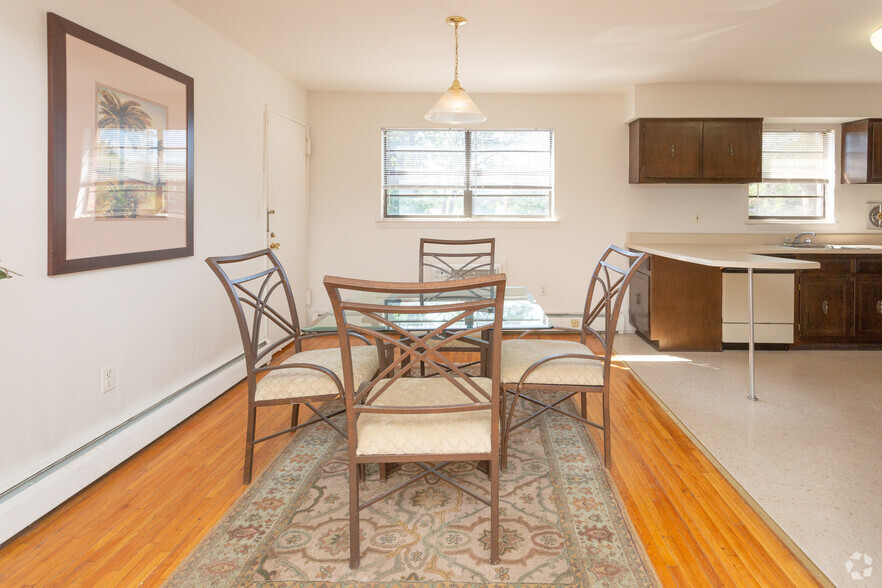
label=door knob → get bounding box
[876,300,882,315]
[821,300,829,315]
[270,242,280,250]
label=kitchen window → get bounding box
[382,128,554,218]
[748,130,834,221]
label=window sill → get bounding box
[745,218,838,226]
[376,218,560,228]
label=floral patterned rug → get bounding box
[165,398,656,587]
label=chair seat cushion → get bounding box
[357,377,492,456]
[501,339,603,386]
[255,346,379,402]
[426,334,482,350]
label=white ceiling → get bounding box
[170,0,882,93]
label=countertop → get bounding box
[625,233,882,270]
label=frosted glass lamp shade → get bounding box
[425,80,486,125]
[872,26,882,52]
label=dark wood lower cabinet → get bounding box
[628,254,722,351]
[856,277,882,336]
[798,276,853,339]
[794,254,882,347]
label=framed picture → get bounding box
[47,13,194,275]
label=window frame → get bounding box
[747,127,835,223]
[381,128,554,220]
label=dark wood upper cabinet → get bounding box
[629,118,762,184]
[841,119,882,184]
[639,120,701,179]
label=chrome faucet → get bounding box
[793,231,815,245]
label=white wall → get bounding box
[0,0,306,537]
[307,86,882,320]
[307,91,632,317]
[628,83,882,234]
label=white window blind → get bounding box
[761,131,830,182]
[749,130,833,220]
[383,129,553,218]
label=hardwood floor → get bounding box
[0,334,824,586]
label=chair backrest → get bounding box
[579,245,648,358]
[419,238,496,282]
[205,249,304,377]
[324,274,506,448]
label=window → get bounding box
[748,130,834,220]
[382,128,553,218]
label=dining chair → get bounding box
[418,237,496,282]
[324,273,506,569]
[418,237,497,375]
[500,245,648,469]
[206,249,380,484]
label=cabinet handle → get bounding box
[728,144,734,157]
[635,293,642,304]
[821,300,829,315]
[670,144,675,157]
[877,300,882,315]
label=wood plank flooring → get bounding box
[0,334,824,586]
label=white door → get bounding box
[265,109,309,344]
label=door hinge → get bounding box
[305,288,312,307]
[305,137,311,156]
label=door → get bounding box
[266,109,309,344]
[856,277,882,336]
[798,276,854,339]
[702,120,761,181]
[641,120,701,179]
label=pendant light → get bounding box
[872,26,882,52]
[425,16,486,125]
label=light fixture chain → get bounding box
[453,22,459,82]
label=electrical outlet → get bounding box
[570,318,580,328]
[539,286,547,296]
[101,366,116,394]
[693,212,701,224]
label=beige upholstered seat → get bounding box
[501,339,603,386]
[425,335,483,349]
[256,346,379,401]
[357,377,492,455]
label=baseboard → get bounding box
[0,353,246,546]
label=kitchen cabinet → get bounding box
[627,254,722,351]
[629,118,762,184]
[840,119,882,184]
[792,254,882,346]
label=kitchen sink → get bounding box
[777,243,870,250]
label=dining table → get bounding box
[305,285,551,335]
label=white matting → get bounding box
[613,335,882,587]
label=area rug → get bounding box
[165,398,656,587]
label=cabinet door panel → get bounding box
[642,121,701,179]
[702,120,761,181]
[629,270,650,336]
[871,122,882,182]
[856,277,882,335]
[799,276,853,338]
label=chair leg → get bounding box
[602,387,611,468]
[349,459,361,569]
[490,455,500,564]
[290,403,300,428]
[243,404,257,485]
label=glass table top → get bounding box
[305,286,551,332]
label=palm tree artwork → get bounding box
[95,87,161,219]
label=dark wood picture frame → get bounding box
[47,12,194,275]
